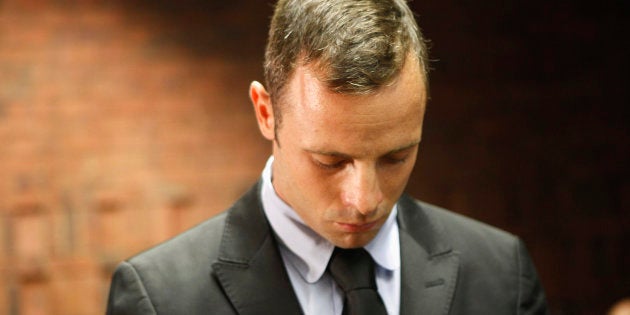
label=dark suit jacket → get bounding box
[106,182,548,314]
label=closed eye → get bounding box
[382,155,408,165]
[379,154,409,166]
[312,157,348,170]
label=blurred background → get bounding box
[0,0,627,314]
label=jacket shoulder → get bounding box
[128,211,228,267]
[108,211,236,314]
[419,199,518,246]
[399,196,522,283]
[401,196,519,252]
[400,196,548,314]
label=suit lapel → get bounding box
[211,185,459,315]
[398,195,460,315]
[212,182,302,315]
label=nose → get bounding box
[340,164,384,216]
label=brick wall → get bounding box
[0,1,627,314]
[0,2,270,314]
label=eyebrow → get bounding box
[305,140,421,158]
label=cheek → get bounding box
[381,165,415,197]
[307,177,340,210]
[301,173,345,219]
[289,162,337,205]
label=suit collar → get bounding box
[397,194,452,257]
[212,181,303,314]
[397,194,460,315]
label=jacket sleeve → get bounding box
[517,239,550,315]
[106,261,157,315]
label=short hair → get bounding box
[264,0,430,126]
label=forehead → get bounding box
[279,58,426,156]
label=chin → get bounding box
[331,233,376,249]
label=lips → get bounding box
[334,220,379,233]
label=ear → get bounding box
[249,81,275,141]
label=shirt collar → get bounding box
[260,157,400,283]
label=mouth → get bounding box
[334,220,380,233]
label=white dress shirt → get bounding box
[260,157,401,315]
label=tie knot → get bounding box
[327,247,377,292]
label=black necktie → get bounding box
[327,247,388,315]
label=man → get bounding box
[107,0,549,314]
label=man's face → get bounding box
[254,57,426,249]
